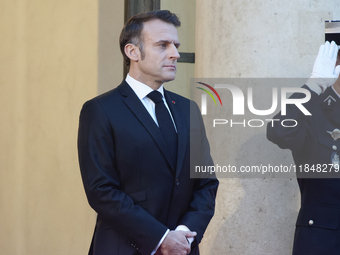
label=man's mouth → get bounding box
[164,65,176,70]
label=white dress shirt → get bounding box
[125,74,173,254]
[126,74,177,131]
[125,74,193,254]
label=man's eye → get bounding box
[160,43,166,48]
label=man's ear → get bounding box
[124,44,140,63]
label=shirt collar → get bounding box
[126,74,164,100]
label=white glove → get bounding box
[306,41,340,94]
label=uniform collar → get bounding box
[322,86,339,110]
[331,85,340,99]
[322,86,340,125]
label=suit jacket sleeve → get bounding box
[178,101,219,244]
[78,99,167,255]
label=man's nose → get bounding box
[169,44,180,59]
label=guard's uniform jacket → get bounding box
[267,85,340,255]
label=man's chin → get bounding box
[162,74,176,83]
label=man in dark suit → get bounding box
[267,41,340,254]
[78,10,218,255]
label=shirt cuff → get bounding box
[151,229,169,255]
[175,225,194,244]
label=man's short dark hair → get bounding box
[119,10,181,67]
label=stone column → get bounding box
[195,0,340,254]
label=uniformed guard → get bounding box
[267,41,340,255]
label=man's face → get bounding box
[133,19,180,88]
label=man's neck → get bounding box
[128,72,162,90]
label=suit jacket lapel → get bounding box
[118,81,175,171]
[164,90,188,177]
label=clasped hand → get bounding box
[155,230,197,255]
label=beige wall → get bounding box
[0,0,97,254]
[98,0,124,94]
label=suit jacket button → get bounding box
[309,220,314,225]
[333,145,337,150]
[176,179,179,185]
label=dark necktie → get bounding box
[147,91,178,168]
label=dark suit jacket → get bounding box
[78,81,218,255]
[267,85,340,255]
